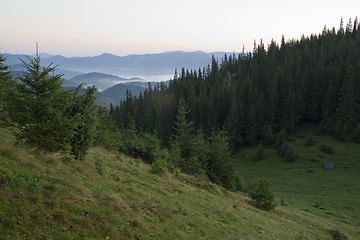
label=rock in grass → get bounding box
[322,162,335,170]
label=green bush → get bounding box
[305,137,316,147]
[247,179,276,211]
[119,126,161,164]
[319,144,334,154]
[234,171,244,191]
[151,158,167,175]
[329,229,348,240]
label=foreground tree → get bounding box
[207,131,235,190]
[0,52,14,121]
[8,55,74,151]
[7,52,97,159]
[247,179,276,211]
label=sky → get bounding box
[1,0,359,57]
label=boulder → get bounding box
[322,162,335,170]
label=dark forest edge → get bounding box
[1,18,359,194]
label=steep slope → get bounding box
[0,128,353,239]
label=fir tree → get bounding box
[8,54,74,152]
[0,52,14,120]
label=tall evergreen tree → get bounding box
[0,52,14,120]
[8,55,74,152]
[207,131,235,190]
[332,65,359,140]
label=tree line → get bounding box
[107,18,360,189]
[111,18,360,146]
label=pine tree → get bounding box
[207,131,235,190]
[8,54,74,152]
[332,65,358,140]
[0,52,14,120]
[68,85,98,160]
[248,179,276,211]
[173,99,195,160]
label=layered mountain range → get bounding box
[4,51,232,105]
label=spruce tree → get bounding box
[173,99,195,160]
[332,65,358,140]
[8,54,74,152]
[68,85,98,160]
[207,131,235,190]
[248,179,276,211]
[0,52,14,120]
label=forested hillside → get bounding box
[111,19,360,146]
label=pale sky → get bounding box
[1,0,359,57]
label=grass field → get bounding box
[0,126,358,239]
[233,129,360,238]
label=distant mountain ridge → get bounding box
[3,50,234,76]
[63,72,142,91]
[3,50,232,106]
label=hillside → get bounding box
[0,127,352,239]
[96,83,147,106]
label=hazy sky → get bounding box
[1,0,359,57]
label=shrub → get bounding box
[233,171,244,191]
[329,229,348,240]
[305,137,316,147]
[319,144,334,154]
[151,158,167,175]
[247,179,276,211]
[120,126,161,163]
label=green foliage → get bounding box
[350,124,360,143]
[7,55,74,152]
[0,52,14,122]
[233,171,244,191]
[319,144,334,154]
[329,229,348,240]
[6,55,98,159]
[173,99,195,160]
[207,131,235,190]
[111,19,360,147]
[68,85,98,160]
[247,179,276,211]
[94,106,120,150]
[119,124,161,164]
[262,125,275,146]
[305,137,316,147]
[151,158,167,175]
[284,144,296,163]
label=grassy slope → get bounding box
[233,128,360,239]
[0,127,354,239]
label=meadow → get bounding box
[233,126,360,238]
